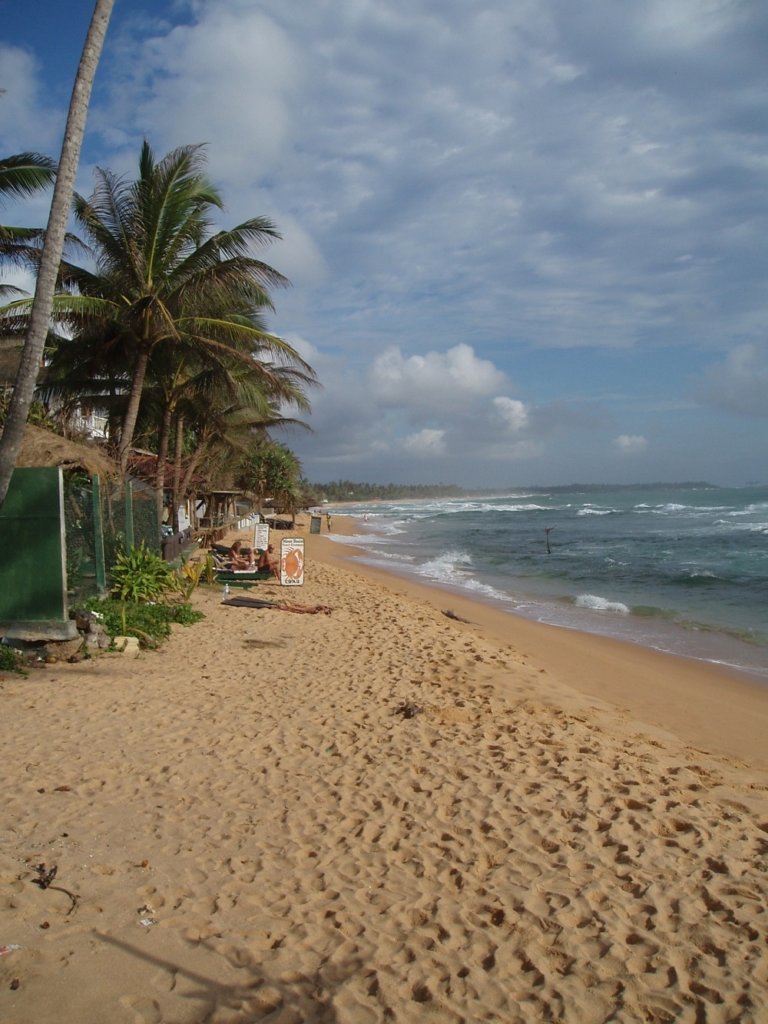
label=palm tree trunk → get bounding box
[180,447,204,516]
[118,347,149,475]
[171,412,184,532]
[0,0,115,507]
[155,403,172,534]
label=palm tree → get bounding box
[0,0,115,506]
[0,153,57,297]
[174,367,313,514]
[45,140,313,477]
[132,337,314,527]
[237,439,305,522]
[0,153,57,202]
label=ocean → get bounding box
[324,484,768,680]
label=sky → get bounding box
[1,0,767,488]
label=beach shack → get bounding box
[193,489,254,545]
[0,425,120,641]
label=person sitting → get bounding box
[229,539,255,570]
[257,543,280,579]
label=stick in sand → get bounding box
[223,597,332,615]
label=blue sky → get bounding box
[1,0,767,487]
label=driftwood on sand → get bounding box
[223,596,332,615]
[442,608,471,623]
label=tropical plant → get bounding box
[36,141,315,478]
[202,552,217,586]
[237,439,304,520]
[0,0,115,507]
[0,152,56,296]
[0,152,57,204]
[86,595,204,649]
[0,642,26,674]
[174,557,206,600]
[109,542,177,603]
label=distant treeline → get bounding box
[312,480,717,502]
[312,481,468,502]
[526,481,715,493]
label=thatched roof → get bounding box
[0,338,23,384]
[16,423,120,478]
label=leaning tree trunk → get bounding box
[154,403,173,534]
[0,0,115,507]
[171,412,184,532]
[179,444,207,510]
[118,347,150,476]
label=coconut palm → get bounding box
[0,152,57,203]
[173,365,313,510]
[0,152,57,293]
[40,140,314,475]
[0,153,57,433]
[130,336,315,526]
[0,0,115,506]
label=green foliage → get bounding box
[202,552,217,585]
[109,542,177,603]
[0,643,26,675]
[237,439,304,515]
[174,558,206,600]
[86,596,204,649]
[171,603,205,626]
[313,480,468,502]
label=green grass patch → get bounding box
[86,597,204,650]
[0,644,26,675]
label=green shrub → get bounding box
[110,542,177,603]
[0,644,26,675]
[86,597,204,649]
[174,558,206,600]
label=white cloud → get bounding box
[113,8,303,187]
[695,342,768,418]
[371,344,508,411]
[0,45,62,155]
[493,396,529,432]
[5,0,768,484]
[403,428,446,456]
[268,215,327,290]
[614,434,648,454]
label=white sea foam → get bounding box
[415,549,473,582]
[575,594,630,614]
[577,507,615,516]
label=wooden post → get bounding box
[91,474,107,593]
[125,479,135,551]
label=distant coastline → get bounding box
[311,479,742,503]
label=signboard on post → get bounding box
[254,522,269,553]
[280,537,305,586]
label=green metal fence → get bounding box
[63,475,161,605]
[0,468,161,639]
[0,467,76,638]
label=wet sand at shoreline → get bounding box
[1,516,767,1022]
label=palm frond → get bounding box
[0,152,56,200]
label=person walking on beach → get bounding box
[326,513,333,532]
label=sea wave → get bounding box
[676,570,721,585]
[648,503,688,513]
[574,594,630,614]
[415,549,473,583]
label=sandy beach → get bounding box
[1,516,767,1023]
